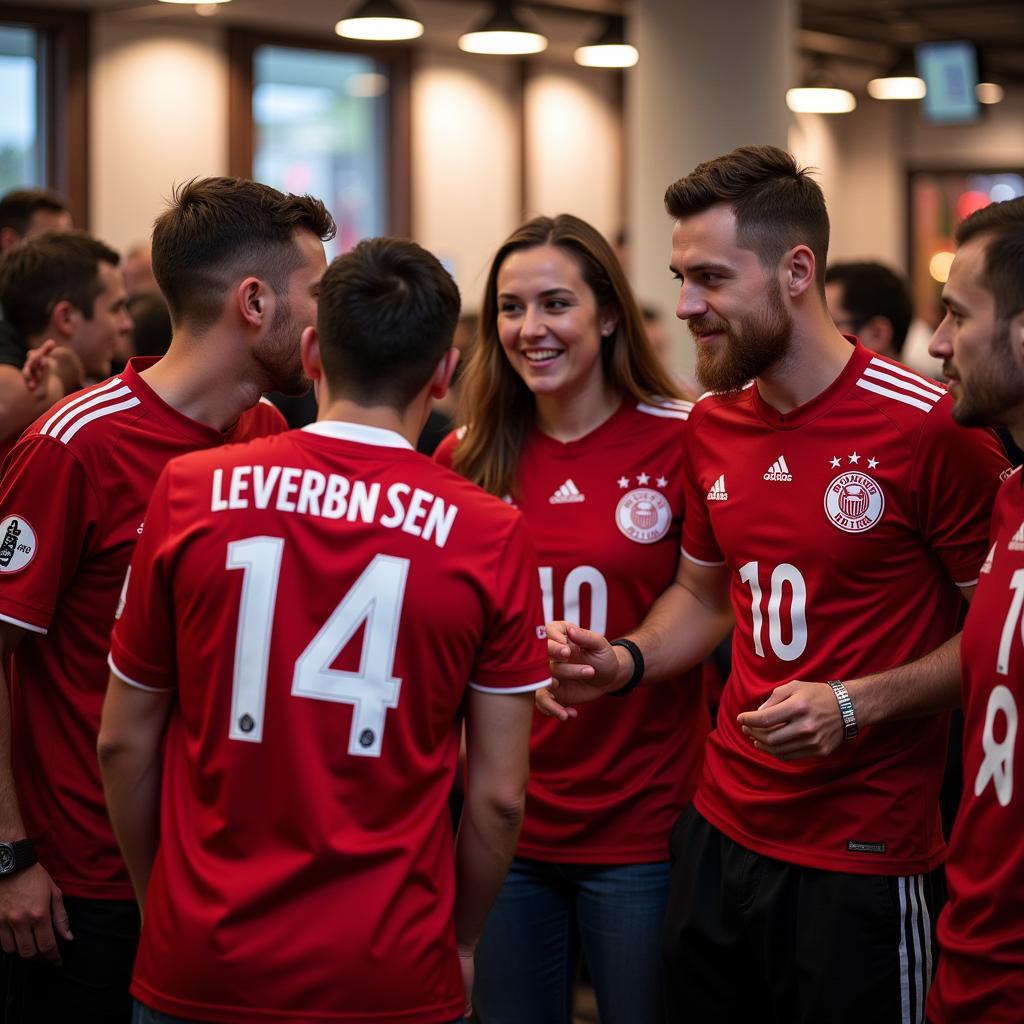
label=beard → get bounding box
[256,296,311,398]
[691,278,793,393]
[947,318,1024,428]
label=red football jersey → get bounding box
[109,422,550,1024]
[437,399,709,862]
[929,469,1024,1024]
[682,343,1007,874]
[0,359,286,899]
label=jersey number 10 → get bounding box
[226,537,408,758]
[738,561,808,663]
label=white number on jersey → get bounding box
[227,539,408,758]
[539,565,608,635]
[996,568,1024,676]
[975,685,1018,807]
[738,561,808,662]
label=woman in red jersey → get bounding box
[435,214,711,1024]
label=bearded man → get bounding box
[542,145,1009,1024]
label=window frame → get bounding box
[228,29,411,238]
[0,4,89,226]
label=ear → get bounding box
[783,245,817,299]
[0,227,18,251]
[429,347,461,401]
[49,299,79,341]
[1012,309,1024,368]
[299,324,322,382]
[600,307,619,339]
[235,277,271,329]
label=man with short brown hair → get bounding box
[0,177,334,1022]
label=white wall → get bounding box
[90,15,228,254]
[523,63,621,239]
[410,50,521,312]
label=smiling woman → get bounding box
[434,214,709,1024]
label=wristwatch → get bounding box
[0,839,37,876]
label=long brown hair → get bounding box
[454,214,682,498]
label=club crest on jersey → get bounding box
[0,515,37,573]
[824,472,885,533]
[615,487,671,544]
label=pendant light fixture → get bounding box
[574,15,638,68]
[336,0,424,42]
[867,51,925,100]
[459,2,547,56]
[786,60,856,114]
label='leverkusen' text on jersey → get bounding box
[109,422,550,1024]
[437,399,709,862]
[929,468,1024,1024]
[0,359,287,899]
[682,342,1007,874]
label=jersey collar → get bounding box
[750,338,869,430]
[301,420,414,450]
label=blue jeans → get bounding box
[474,857,669,1024]
[134,1002,466,1024]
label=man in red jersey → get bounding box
[0,176,334,1022]
[97,237,548,1024]
[925,197,1024,1024]
[543,145,1009,1024]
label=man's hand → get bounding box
[737,680,845,761]
[458,943,474,1018]
[21,341,82,396]
[539,622,630,717]
[0,862,73,964]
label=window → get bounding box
[0,5,88,222]
[0,25,45,190]
[229,32,410,253]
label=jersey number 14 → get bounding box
[226,537,408,758]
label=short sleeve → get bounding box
[679,415,725,566]
[469,514,551,694]
[913,406,1010,587]
[0,436,100,633]
[108,467,177,691]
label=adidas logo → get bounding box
[1009,523,1024,553]
[763,455,793,482]
[549,479,585,504]
[707,475,728,501]
[981,542,996,574]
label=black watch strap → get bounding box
[0,839,37,876]
[608,638,644,697]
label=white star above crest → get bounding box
[637,472,650,485]
[656,476,668,487]
[848,452,861,464]
[618,476,630,489]
[867,457,879,469]
[830,457,841,468]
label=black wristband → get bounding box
[608,638,644,697]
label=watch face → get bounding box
[0,844,13,873]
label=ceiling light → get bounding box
[976,82,1004,105]
[786,87,856,114]
[929,251,955,284]
[336,0,424,42]
[786,60,855,114]
[158,0,230,4]
[574,16,638,69]
[459,2,547,56]
[868,52,925,100]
